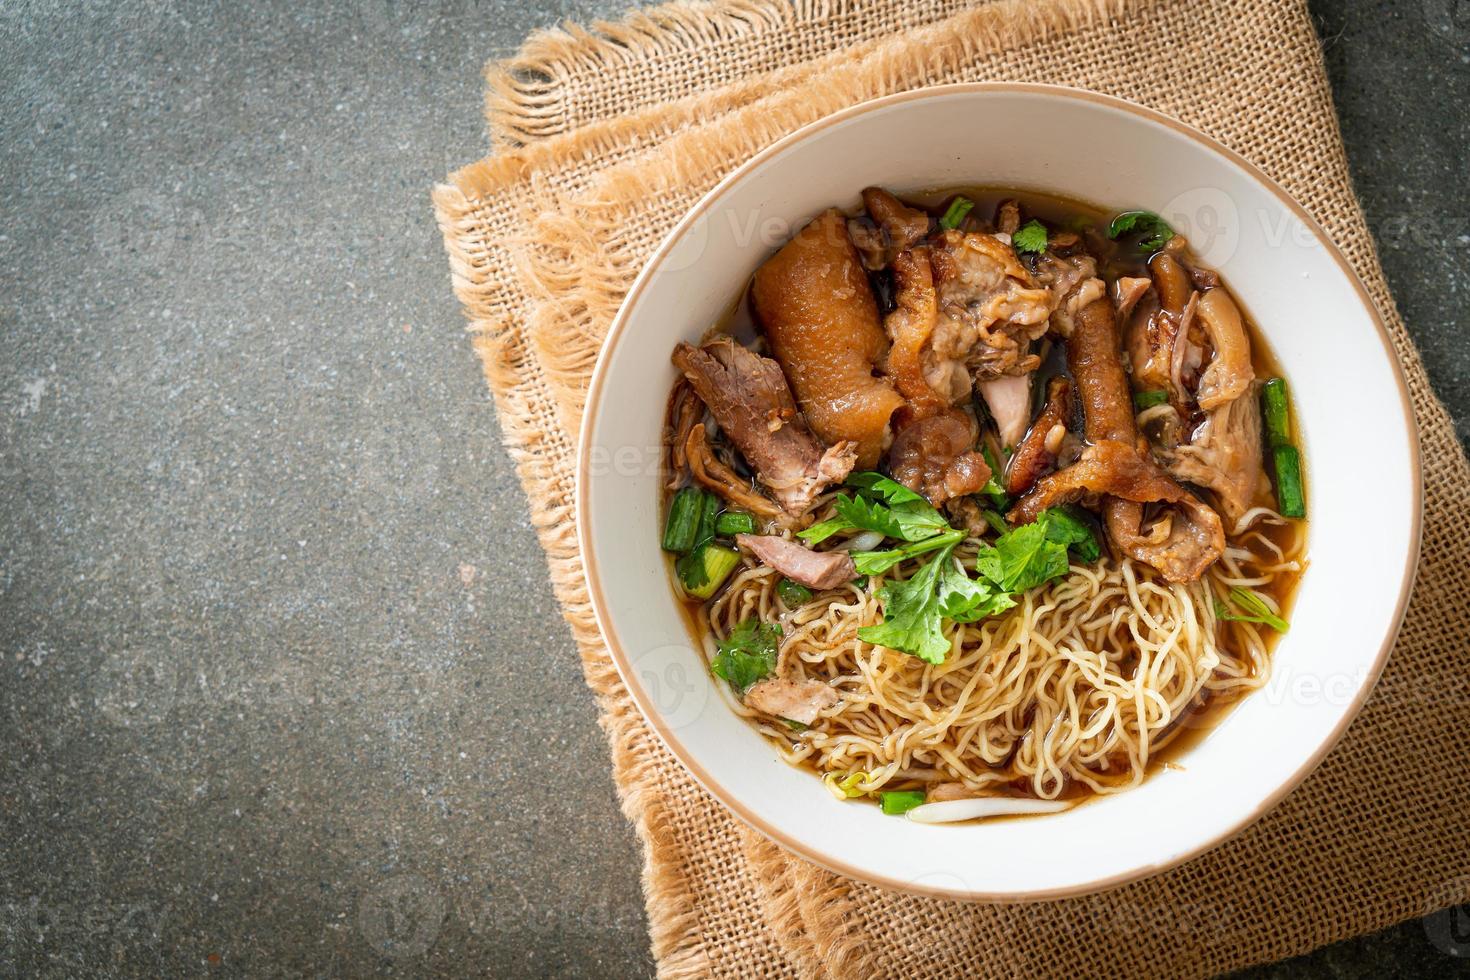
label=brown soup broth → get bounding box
[664,186,1308,800]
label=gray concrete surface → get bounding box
[0,1,1464,977]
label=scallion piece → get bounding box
[1222,586,1290,633]
[1133,389,1169,410]
[851,575,869,590]
[714,510,756,538]
[777,578,813,607]
[939,196,974,230]
[1261,378,1292,447]
[662,487,702,553]
[677,544,742,600]
[1271,444,1306,518]
[981,508,1010,536]
[979,446,1010,509]
[880,790,927,816]
[693,490,720,548]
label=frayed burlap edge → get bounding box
[483,0,981,146]
[438,0,1470,975]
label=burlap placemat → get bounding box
[435,0,1470,975]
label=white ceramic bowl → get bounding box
[577,84,1421,900]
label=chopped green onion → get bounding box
[777,578,813,607]
[939,196,974,230]
[1218,586,1290,633]
[851,575,869,590]
[1271,444,1306,519]
[783,718,808,732]
[981,508,1010,536]
[880,790,927,816]
[714,510,756,538]
[693,491,721,548]
[979,446,1010,510]
[1133,389,1169,410]
[1261,378,1292,447]
[677,544,742,600]
[662,487,703,553]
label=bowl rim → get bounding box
[575,82,1423,901]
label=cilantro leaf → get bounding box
[1039,506,1101,563]
[857,544,955,664]
[937,558,1017,623]
[975,519,1070,592]
[710,619,781,691]
[1106,210,1174,252]
[852,529,964,576]
[797,472,949,545]
[1011,219,1048,255]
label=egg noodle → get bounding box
[702,505,1305,801]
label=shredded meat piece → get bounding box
[929,782,982,803]
[673,338,856,515]
[1036,296,1224,582]
[848,187,930,270]
[751,209,906,469]
[744,676,839,726]
[666,380,703,483]
[735,534,856,590]
[1161,387,1269,530]
[684,424,786,521]
[1031,252,1102,338]
[1102,494,1225,584]
[886,410,991,507]
[929,230,1054,387]
[1113,276,1152,322]
[883,246,948,417]
[995,199,1021,235]
[977,374,1033,451]
[1005,376,1073,495]
[1193,287,1255,411]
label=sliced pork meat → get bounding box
[977,374,1033,450]
[1005,376,1072,495]
[1040,295,1224,581]
[847,187,930,270]
[929,230,1054,390]
[886,409,992,507]
[1193,287,1255,411]
[744,676,839,726]
[751,209,906,469]
[673,338,856,515]
[883,246,948,417]
[1161,388,1269,530]
[1126,253,1193,398]
[684,424,786,521]
[994,198,1021,236]
[1113,276,1152,322]
[1032,251,1104,338]
[735,533,856,590]
[1102,494,1226,584]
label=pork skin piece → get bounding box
[751,209,906,469]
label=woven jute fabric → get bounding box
[434,0,1470,975]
